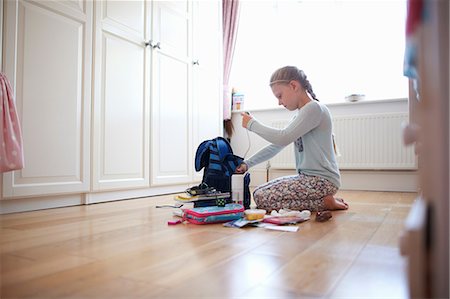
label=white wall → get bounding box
[230,98,418,192]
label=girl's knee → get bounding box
[253,188,279,212]
[253,188,273,209]
[253,188,264,204]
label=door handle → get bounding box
[152,42,161,49]
[144,40,154,47]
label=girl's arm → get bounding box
[244,143,285,169]
[247,101,322,146]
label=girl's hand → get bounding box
[235,163,248,174]
[241,112,253,128]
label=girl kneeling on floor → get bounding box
[235,66,348,212]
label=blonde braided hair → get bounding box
[270,66,319,101]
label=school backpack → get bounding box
[194,137,251,209]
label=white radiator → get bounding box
[269,112,417,170]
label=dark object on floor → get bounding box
[185,182,216,196]
[156,204,184,208]
[315,210,332,222]
[193,196,231,208]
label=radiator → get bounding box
[269,112,417,170]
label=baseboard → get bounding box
[340,170,418,192]
[248,169,418,192]
[0,183,195,214]
[0,194,84,214]
[84,184,192,204]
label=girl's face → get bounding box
[271,81,301,111]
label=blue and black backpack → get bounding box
[194,137,251,209]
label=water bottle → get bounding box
[231,174,244,206]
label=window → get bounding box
[230,0,408,110]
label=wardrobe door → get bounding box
[192,0,223,181]
[91,0,150,191]
[150,1,193,185]
[2,0,92,198]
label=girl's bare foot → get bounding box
[323,195,349,210]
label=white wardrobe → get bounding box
[0,0,223,213]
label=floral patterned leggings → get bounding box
[253,173,338,212]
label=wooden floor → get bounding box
[1,190,416,299]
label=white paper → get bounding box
[257,223,299,232]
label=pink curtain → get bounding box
[1,72,24,172]
[223,0,241,121]
[403,0,424,79]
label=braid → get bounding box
[270,66,319,101]
[298,70,319,101]
[303,78,319,101]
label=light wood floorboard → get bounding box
[0,190,416,298]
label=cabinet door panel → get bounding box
[102,35,145,176]
[2,0,92,198]
[92,0,150,191]
[153,2,189,61]
[151,1,192,186]
[192,0,222,181]
[151,53,191,185]
[102,0,145,39]
[61,1,85,13]
[193,67,222,144]
[193,1,221,74]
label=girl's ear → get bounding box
[290,80,301,91]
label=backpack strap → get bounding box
[195,140,213,171]
[212,137,243,176]
[215,137,233,161]
[207,141,223,172]
[195,137,242,177]
[222,154,244,176]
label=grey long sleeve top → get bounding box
[243,101,341,188]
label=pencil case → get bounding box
[183,203,244,224]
